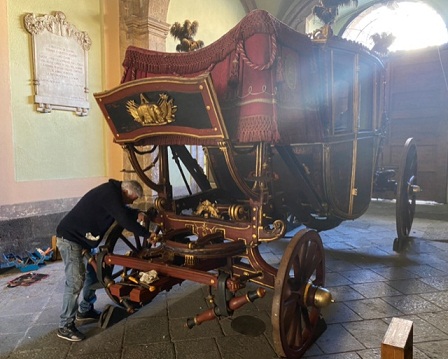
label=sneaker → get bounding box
[57,323,85,342]
[76,308,101,323]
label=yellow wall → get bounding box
[100,0,122,180]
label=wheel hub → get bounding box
[303,281,334,308]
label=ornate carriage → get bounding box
[94,10,419,358]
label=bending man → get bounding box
[56,179,151,341]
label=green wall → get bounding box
[8,0,106,181]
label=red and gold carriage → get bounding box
[94,10,419,358]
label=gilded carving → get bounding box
[194,200,220,219]
[310,24,334,42]
[228,204,249,222]
[126,93,177,126]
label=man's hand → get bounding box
[138,207,158,228]
[137,212,147,227]
[149,232,159,244]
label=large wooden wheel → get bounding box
[271,229,330,358]
[394,137,419,251]
[96,222,163,306]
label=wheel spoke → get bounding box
[301,306,311,328]
[286,303,303,349]
[304,243,320,281]
[300,241,315,283]
[292,257,301,281]
[134,233,143,251]
[283,281,300,309]
[111,268,124,281]
[297,244,307,282]
[120,234,139,253]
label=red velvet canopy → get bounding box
[119,10,322,145]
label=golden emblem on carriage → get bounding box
[194,200,220,219]
[126,93,177,126]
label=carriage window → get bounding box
[358,61,374,131]
[333,53,354,133]
[334,80,350,131]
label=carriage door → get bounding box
[352,56,379,216]
[328,50,377,218]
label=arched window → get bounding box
[342,1,448,52]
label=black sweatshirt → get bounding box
[56,179,150,249]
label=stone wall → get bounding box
[0,213,65,259]
[0,199,78,264]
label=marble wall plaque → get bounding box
[24,11,91,116]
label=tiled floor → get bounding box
[0,200,447,359]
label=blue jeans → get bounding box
[57,237,97,328]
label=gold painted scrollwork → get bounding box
[228,204,248,222]
[258,219,286,242]
[154,197,167,213]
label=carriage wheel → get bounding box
[272,229,329,358]
[97,223,247,306]
[97,222,162,306]
[394,138,418,251]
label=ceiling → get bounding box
[239,0,448,35]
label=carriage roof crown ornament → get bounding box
[310,0,358,42]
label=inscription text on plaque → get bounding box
[24,11,91,116]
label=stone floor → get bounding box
[0,200,447,359]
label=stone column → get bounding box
[120,0,170,52]
[119,0,171,207]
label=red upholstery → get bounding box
[121,10,322,144]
